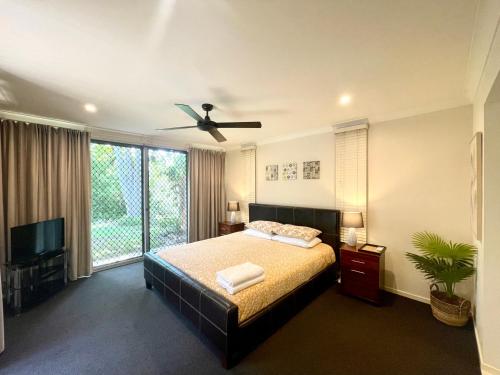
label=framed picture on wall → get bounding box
[265,164,278,181]
[470,132,482,242]
[303,161,320,179]
[282,162,297,180]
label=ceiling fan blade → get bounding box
[175,103,203,122]
[215,122,262,128]
[208,127,227,142]
[156,126,198,131]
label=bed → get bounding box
[143,203,341,368]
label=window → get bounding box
[335,126,368,243]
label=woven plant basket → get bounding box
[429,284,471,327]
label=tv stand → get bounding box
[6,249,67,314]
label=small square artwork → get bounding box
[303,161,320,179]
[265,164,278,181]
[282,162,297,180]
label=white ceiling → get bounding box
[0,0,477,147]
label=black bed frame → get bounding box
[143,203,341,368]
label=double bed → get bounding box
[143,203,341,368]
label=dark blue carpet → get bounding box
[0,262,480,375]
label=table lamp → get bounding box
[227,201,240,223]
[342,211,364,246]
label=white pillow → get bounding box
[272,235,322,248]
[243,228,274,240]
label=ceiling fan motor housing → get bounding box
[198,121,216,131]
[201,103,214,112]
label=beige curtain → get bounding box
[0,119,92,280]
[189,148,225,242]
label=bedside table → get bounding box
[218,221,245,236]
[340,243,386,305]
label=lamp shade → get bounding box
[227,201,240,212]
[342,211,364,228]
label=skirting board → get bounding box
[383,286,430,304]
[474,320,500,375]
[482,363,500,375]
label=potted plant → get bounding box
[405,232,476,327]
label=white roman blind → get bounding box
[335,123,368,244]
[240,146,256,223]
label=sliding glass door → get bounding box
[148,148,188,251]
[91,142,143,267]
[90,141,187,268]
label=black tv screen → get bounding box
[11,218,64,263]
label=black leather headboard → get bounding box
[249,203,341,261]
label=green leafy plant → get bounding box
[405,232,476,299]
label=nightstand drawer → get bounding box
[341,251,379,273]
[342,266,378,284]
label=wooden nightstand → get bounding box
[218,221,245,236]
[340,243,386,305]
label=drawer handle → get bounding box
[351,259,365,264]
[350,269,366,275]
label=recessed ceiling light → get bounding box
[84,103,97,113]
[339,95,352,106]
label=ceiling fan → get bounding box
[157,103,262,142]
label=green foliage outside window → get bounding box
[91,143,128,221]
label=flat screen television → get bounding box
[10,218,65,263]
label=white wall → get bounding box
[482,96,500,373]
[368,105,473,302]
[255,132,335,208]
[468,1,500,372]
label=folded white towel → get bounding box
[216,262,264,287]
[217,274,265,295]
